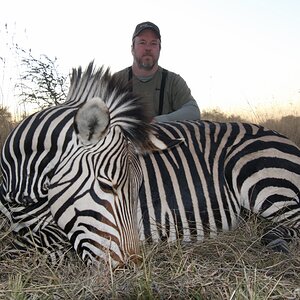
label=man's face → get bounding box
[132,29,161,71]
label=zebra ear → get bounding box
[74,97,110,145]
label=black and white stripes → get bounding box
[138,121,300,251]
[0,62,171,266]
[0,62,299,268]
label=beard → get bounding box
[137,55,157,71]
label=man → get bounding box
[115,21,200,122]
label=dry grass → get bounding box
[261,115,300,148]
[0,109,300,299]
[1,215,299,299]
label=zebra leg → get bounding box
[245,184,300,253]
[12,222,71,265]
[260,224,300,253]
[261,224,300,253]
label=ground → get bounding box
[0,214,299,299]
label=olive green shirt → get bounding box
[115,66,200,121]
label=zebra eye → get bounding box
[99,181,113,193]
[98,176,115,193]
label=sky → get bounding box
[1,0,300,120]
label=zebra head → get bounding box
[48,63,180,267]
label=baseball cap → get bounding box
[132,21,161,40]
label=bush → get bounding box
[262,115,300,147]
[0,107,15,150]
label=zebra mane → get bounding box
[71,62,155,150]
[65,61,107,106]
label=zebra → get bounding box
[0,63,170,265]
[0,62,299,267]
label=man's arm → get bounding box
[154,99,201,122]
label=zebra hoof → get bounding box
[261,234,290,253]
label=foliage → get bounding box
[15,51,69,110]
[262,115,300,147]
[1,24,69,112]
[0,106,15,150]
[202,109,246,122]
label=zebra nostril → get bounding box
[115,253,142,270]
